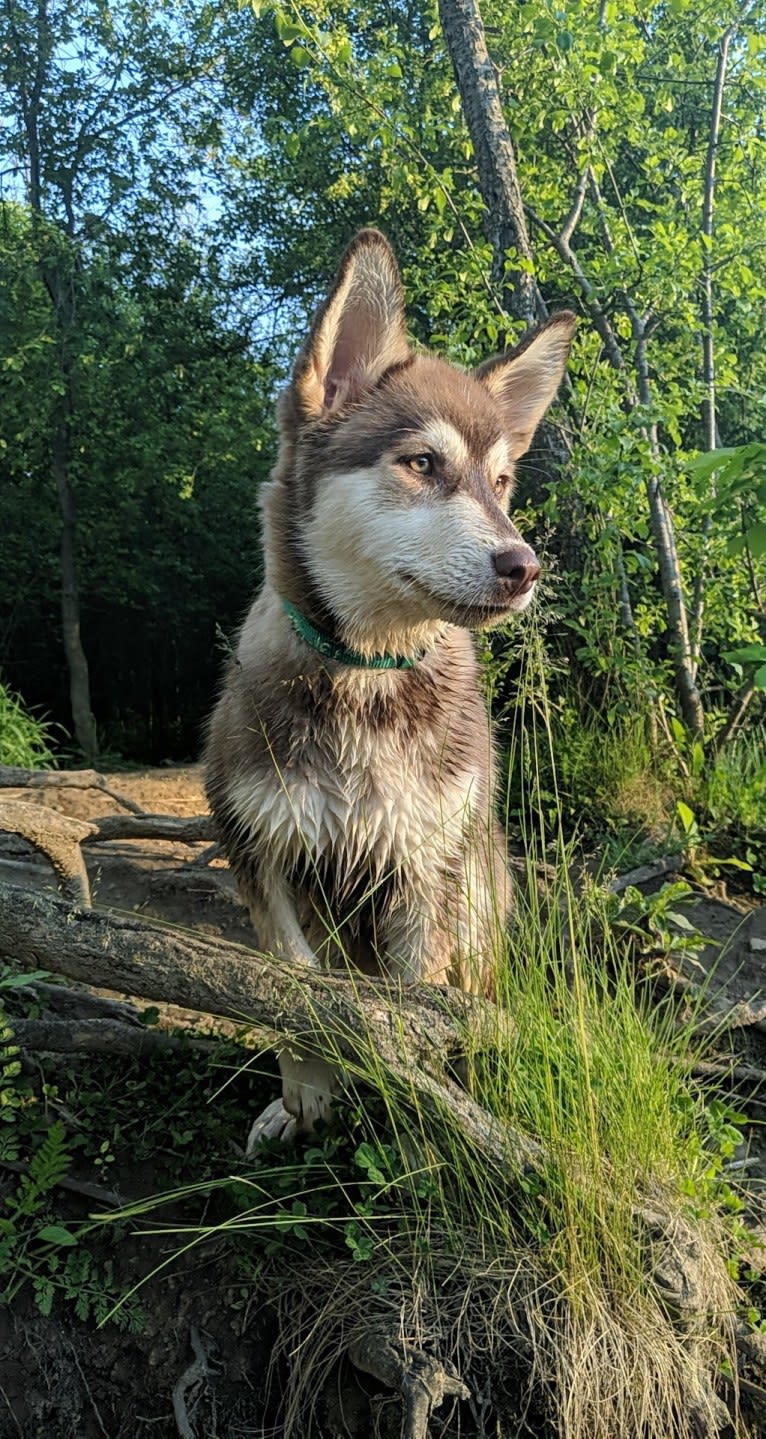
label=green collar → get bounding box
[281,598,421,670]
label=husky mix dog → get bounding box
[205,230,574,1143]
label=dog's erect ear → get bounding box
[475,312,576,459]
[292,229,410,420]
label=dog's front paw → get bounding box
[246,1097,299,1153]
[246,1057,341,1154]
[280,1054,340,1132]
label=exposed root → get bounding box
[349,1331,470,1438]
[0,800,94,905]
[172,1327,218,1439]
[261,1214,739,1439]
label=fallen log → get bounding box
[0,881,535,1171]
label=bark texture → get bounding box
[0,882,537,1171]
[437,0,540,329]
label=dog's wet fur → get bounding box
[205,230,575,1141]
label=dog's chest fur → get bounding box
[232,691,479,884]
[210,595,492,895]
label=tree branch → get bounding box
[0,765,146,815]
[525,203,625,371]
[559,163,591,247]
[0,883,537,1172]
[0,800,94,904]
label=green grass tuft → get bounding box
[0,676,57,768]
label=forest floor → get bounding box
[1,767,766,1438]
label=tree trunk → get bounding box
[630,317,706,734]
[437,0,541,331]
[689,0,756,679]
[12,0,98,759]
[51,410,98,761]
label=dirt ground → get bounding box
[1,766,766,1438]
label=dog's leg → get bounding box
[382,895,451,985]
[383,841,508,993]
[245,866,320,970]
[240,865,342,1149]
[246,1050,341,1151]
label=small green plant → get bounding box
[0,1117,142,1328]
[0,676,57,768]
[606,878,709,965]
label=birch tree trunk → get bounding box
[437,0,541,330]
[437,0,708,732]
[689,0,757,706]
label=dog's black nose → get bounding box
[493,546,541,595]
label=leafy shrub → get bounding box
[0,677,56,768]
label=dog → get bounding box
[204,229,574,1144]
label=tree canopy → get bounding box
[0,0,764,761]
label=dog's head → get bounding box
[264,229,575,658]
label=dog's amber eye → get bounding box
[406,454,434,476]
[494,474,510,494]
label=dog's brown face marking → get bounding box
[315,356,514,523]
[262,229,575,653]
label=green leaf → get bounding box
[33,1277,55,1317]
[722,645,766,666]
[666,911,696,931]
[745,521,766,558]
[37,1224,78,1246]
[685,448,738,477]
[676,801,695,835]
[0,970,50,989]
[755,664,766,691]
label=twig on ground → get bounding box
[88,814,215,845]
[0,765,146,816]
[691,1058,766,1087]
[179,842,222,871]
[608,855,683,893]
[0,1159,124,1208]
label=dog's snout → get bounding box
[493,546,541,595]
